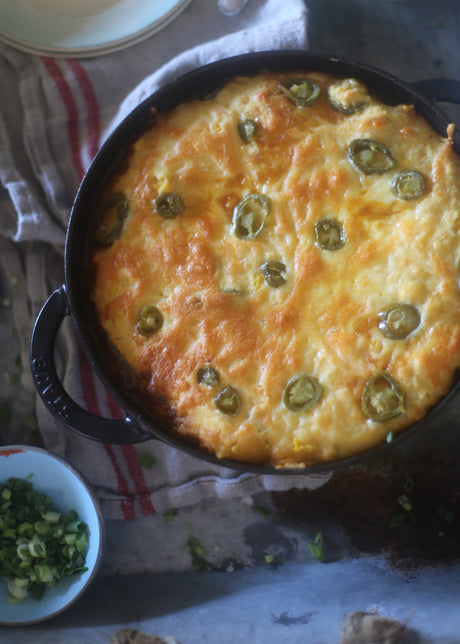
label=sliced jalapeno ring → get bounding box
[314,218,345,251]
[259,261,287,287]
[348,139,396,175]
[378,303,421,340]
[328,78,368,114]
[214,386,240,415]
[155,192,184,219]
[282,374,323,413]
[95,191,129,247]
[197,366,220,387]
[361,372,405,421]
[391,170,426,200]
[232,193,271,240]
[237,119,257,143]
[136,305,163,337]
[280,78,321,107]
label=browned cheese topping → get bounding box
[89,72,460,467]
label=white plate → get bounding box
[0,0,193,58]
[0,445,104,625]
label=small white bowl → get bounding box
[0,445,104,625]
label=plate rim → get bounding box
[0,0,193,58]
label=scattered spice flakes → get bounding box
[137,452,156,469]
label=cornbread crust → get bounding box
[88,72,460,467]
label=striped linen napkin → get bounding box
[0,0,333,520]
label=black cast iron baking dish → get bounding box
[30,50,460,473]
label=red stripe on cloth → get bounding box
[104,389,155,514]
[67,59,101,161]
[40,57,85,181]
[103,445,136,520]
[121,445,156,516]
[43,56,155,518]
[77,346,136,520]
[105,391,155,515]
[49,59,125,422]
[104,389,125,420]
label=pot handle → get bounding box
[411,78,460,105]
[30,285,151,444]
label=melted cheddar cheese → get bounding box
[88,72,460,467]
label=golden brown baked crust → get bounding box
[88,72,460,467]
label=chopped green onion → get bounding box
[403,477,415,494]
[398,493,412,513]
[2,488,11,502]
[253,506,272,518]
[186,537,211,572]
[17,543,32,562]
[438,506,455,524]
[137,452,157,469]
[42,511,61,524]
[388,512,406,528]
[307,532,326,561]
[163,509,178,524]
[0,477,89,604]
[34,521,50,536]
[64,533,77,547]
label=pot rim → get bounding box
[57,49,460,473]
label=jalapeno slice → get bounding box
[214,386,240,415]
[378,303,421,340]
[282,374,323,413]
[155,192,184,219]
[95,191,129,247]
[314,218,345,251]
[328,78,368,114]
[348,139,396,175]
[361,372,405,421]
[237,119,257,143]
[280,78,321,107]
[197,366,220,387]
[391,170,426,200]
[259,261,287,287]
[232,193,271,240]
[136,305,163,337]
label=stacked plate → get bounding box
[0,0,193,57]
